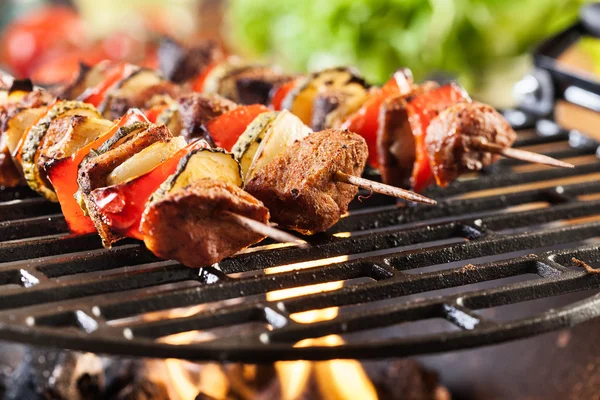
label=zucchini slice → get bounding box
[20,101,100,201]
[152,148,242,202]
[156,103,182,136]
[5,107,47,156]
[231,111,278,178]
[69,61,114,100]
[246,110,312,181]
[98,68,163,116]
[40,116,114,162]
[202,57,248,95]
[95,122,151,155]
[107,136,187,186]
[282,67,369,126]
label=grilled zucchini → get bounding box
[231,111,278,178]
[20,101,100,201]
[282,67,369,127]
[98,68,164,117]
[5,108,47,156]
[246,110,311,181]
[201,57,248,95]
[39,116,114,166]
[152,148,242,202]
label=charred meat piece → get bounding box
[78,124,172,246]
[158,37,224,84]
[220,66,295,106]
[376,82,439,187]
[178,93,238,142]
[141,179,269,268]
[245,129,368,234]
[426,101,517,186]
[0,146,22,187]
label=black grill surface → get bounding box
[0,118,599,362]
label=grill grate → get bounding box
[0,117,599,362]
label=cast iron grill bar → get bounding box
[0,120,599,361]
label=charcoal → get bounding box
[112,378,169,400]
[362,359,448,400]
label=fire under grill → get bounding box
[0,116,599,363]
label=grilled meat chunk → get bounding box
[377,82,439,187]
[426,101,517,186]
[178,93,238,142]
[0,146,21,187]
[245,129,368,234]
[78,124,172,246]
[141,179,269,268]
[158,37,224,84]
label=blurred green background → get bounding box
[226,0,593,105]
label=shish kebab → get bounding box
[36,58,558,233]
[152,39,572,192]
[0,81,309,267]
[0,74,434,266]
[49,53,571,197]
[0,61,435,208]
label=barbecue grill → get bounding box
[0,110,599,363]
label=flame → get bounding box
[148,254,379,399]
[267,256,378,400]
[155,306,231,400]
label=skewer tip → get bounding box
[473,139,575,169]
[223,211,309,248]
[334,171,437,205]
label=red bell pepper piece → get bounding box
[145,104,169,123]
[407,83,469,192]
[191,61,219,93]
[90,139,209,240]
[80,62,138,107]
[270,80,297,111]
[341,70,413,166]
[204,104,270,151]
[47,109,149,234]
